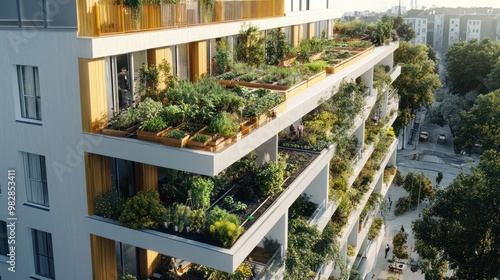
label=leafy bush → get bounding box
[140,116,167,132]
[206,111,240,136]
[347,244,356,257]
[95,189,125,220]
[165,129,187,140]
[190,133,211,143]
[118,190,166,229]
[137,97,163,121]
[254,160,285,198]
[160,105,183,127]
[109,108,139,130]
[206,206,240,226]
[190,177,214,210]
[188,209,206,233]
[394,196,411,216]
[209,220,244,248]
[368,217,383,240]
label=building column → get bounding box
[304,164,329,205]
[255,135,278,165]
[85,153,112,215]
[307,22,315,39]
[189,40,208,81]
[263,212,288,257]
[291,25,300,47]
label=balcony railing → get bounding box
[254,245,284,280]
[80,0,284,36]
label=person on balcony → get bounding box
[118,66,132,110]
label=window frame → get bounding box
[17,65,42,122]
[32,229,55,279]
[23,152,49,207]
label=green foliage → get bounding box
[206,111,240,136]
[109,107,139,130]
[209,220,244,248]
[347,244,356,257]
[95,189,125,220]
[199,0,215,22]
[413,151,500,279]
[170,203,191,232]
[140,116,167,132]
[164,129,187,140]
[455,90,500,154]
[289,193,317,219]
[298,37,325,61]
[391,16,415,41]
[445,38,500,95]
[254,159,286,198]
[367,14,393,46]
[190,177,214,210]
[263,237,281,254]
[137,97,163,121]
[119,190,166,229]
[265,28,292,65]
[368,217,383,240]
[302,60,329,74]
[188,208,206,232]
[392,232,409,260]
[213,39,233,75]
[207,206,240,226]
[236,23,264,66]
[190,133,211,143]
[119,273,137,280]
[393,41,441,132]
[160,105,184,127]
[334,19,368,37]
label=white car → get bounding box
[419,131,429,141]
[437,134,446,143]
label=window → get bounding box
[17,65,41,120]
[32,229,55,279]
[115,242,139,278]
[0,221,7,256]
[23,153,49,207]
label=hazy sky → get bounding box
[340,0,500,12]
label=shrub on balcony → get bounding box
[206,111,240,136]
[160,105,184,127]
[236,23,264,66]
[109,107,140,130]
[213,39,233,75]
[190,177,214,210]
[347,244,356,257]
[140,116,168,133]
[137,97,163,121]
[188,209,206,233]
[265,28,292,66]
[209,220,244,248]
[368,217,383,240]
[95,188,125,220]
[118,190,166,229]
[254,159,286,198]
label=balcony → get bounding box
[78,0,284,37]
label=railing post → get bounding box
[94,4,101,36]
[119,4,125,33]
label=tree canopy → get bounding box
[393,41,441,132]
[392,16,416,42]
[426,90,477,135]
[445,38,500,95]
[412,150,500,279]
[454,90,500,154]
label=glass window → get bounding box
[32,229,55,279]
[23,153,49,207]
[0,0,19,26]
[17,65,42,120]
[0,221,7,256]
[46,0,77,27]
[19,0,46,27]
[110,158,135,198]
[115,242,139,278]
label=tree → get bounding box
[454,90,500,154]
[392,16,415,42]
[367,14,393,46]
[426,90,477,136]
[445,38,500,95]
[413,151,500,279]
[236,23,264,66]
[485,57,500,92]
[393,41,441,133]
[395,172,435,216]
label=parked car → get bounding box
[419,131,429,141]
[437,134,446,143]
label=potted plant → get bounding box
[206,112,241,142]
[136,116,170,143]
[163,129,190,148]
[188,209,206,233]
[187,133,213,150]
[162,207,172,229]
[101,108,140,137]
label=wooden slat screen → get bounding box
[90,234,117,280]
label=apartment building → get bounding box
[0,1,399,279]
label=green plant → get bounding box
[263,237,281,254]
[118,190,166,229]
[199,0,215,22]
[119,273,137,280]
[347,244,356,257]
[137,97,163,121]
[190,177,214,210]
[207,206,240,226]
[188,209,206,232]
[254,160,285,198]
[95,189,125,220]
[368,217,384,240]
[206,111,240,136]
[109,108,139,130]
[209,220,244,248]
[160,105,183,127]
[165,129,187,140]
[236,23,264,66]
[140,116,167,132]
[190,133,211,143]
[265,28,292,65]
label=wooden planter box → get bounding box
[240,120,257,135]
[163,134,190,148]
[280,80,308,100]
[326,46,374,74]
[101,124,140,137]
[136,127,171,143]
[308,50,326,62]
[271,101,287,117]
[278,56,297,67]
[205,135,226,152]
[306,70,327,87]
[187,133,213,150]
[178,123,207,136]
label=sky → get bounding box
[340,0,500,12]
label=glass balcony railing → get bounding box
[79,0,284,36]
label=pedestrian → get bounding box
[297,122,304,138]
[118,66,132,110]
[400,225,405,233]
[385,244,390,258]
[389,199,393,210]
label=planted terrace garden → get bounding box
[95,148,319,249]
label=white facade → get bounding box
[448,18,461,46]
[466,19,482,41]
[0,1,399,280]
[405,18,428,44]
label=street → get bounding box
[372,109,479,280]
